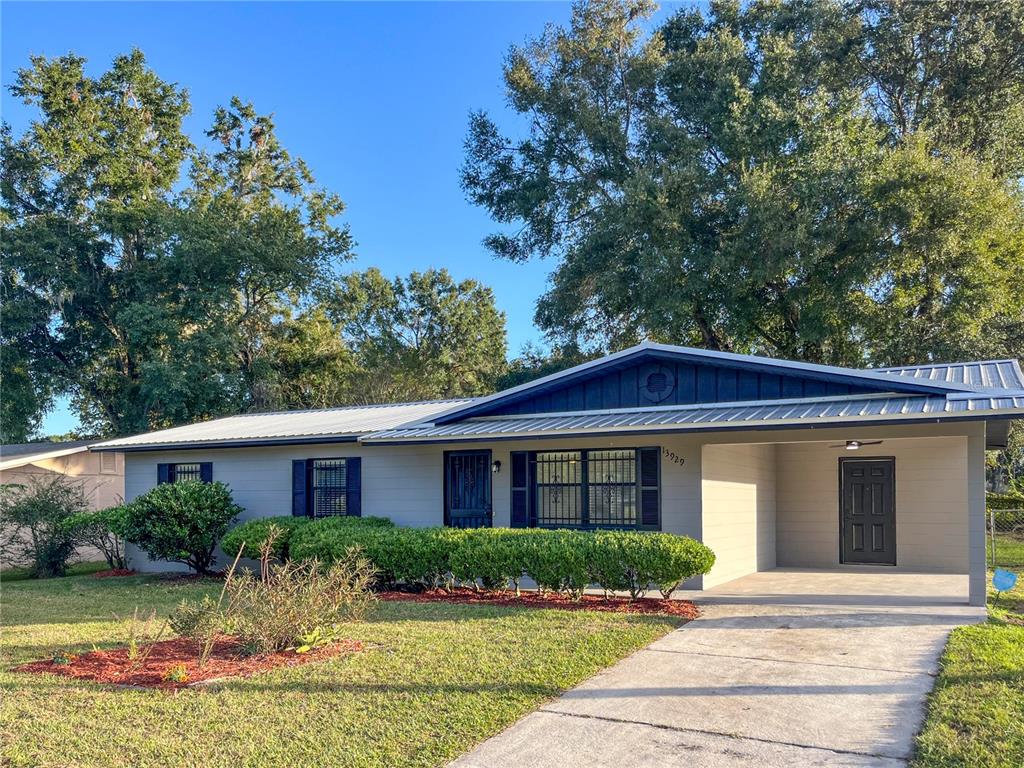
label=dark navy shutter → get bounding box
[638,447,661,529]
[510,452,529,528]
[345,457,361,517]
[292,459,309,517]
[199,463,213,483]
[157,463,172,484]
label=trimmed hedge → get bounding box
[987,492,1024,511]
[287,520,715,599]
[221,515,393,561]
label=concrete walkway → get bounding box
[451,570,986,768]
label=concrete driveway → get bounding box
[450,569,986,768]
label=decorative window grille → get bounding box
[311,459,348,517]
[171,463,203,483]
[531,448,650,529]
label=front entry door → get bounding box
[444,451,492,528]
[840,458,896,565]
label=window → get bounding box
[526,447,658,530]
[311,459,348,517]
[587,449,637,526]
[157,462,212,484]
[534,451,584,526]
[292,457,361,518]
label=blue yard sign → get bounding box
[992,569,1018,594]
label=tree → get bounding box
[1,51,354,436]
[0,475,89,578]
[327,268,508,402]
[122,480,241,575]
[462,0,1024,366]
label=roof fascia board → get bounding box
[363,411,1021,446]
[90,435,360,453]
[431,342,973,425]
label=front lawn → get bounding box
[913,573,1024,768]
[0,568,680,768]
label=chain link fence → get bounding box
[988,507,1024,569]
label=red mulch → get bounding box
[377,587,700,619]
[14,636,363,690]
[92,568,137,578]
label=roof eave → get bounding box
[362,409,1024,445]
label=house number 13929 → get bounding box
[662,448,685,466]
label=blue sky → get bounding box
[2,1,686,436]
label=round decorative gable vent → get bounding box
[639,363,676,403]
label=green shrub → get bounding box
[450,529,524,591]
[220,516,311,562]
[521,530,591,599]
[987,492,1024,511]
[121,481,242,575]
[289,521,715,601]
[0,475,89,578]
[62,505,130,570]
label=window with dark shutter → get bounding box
[158,462,213,484]
[521,447,661,531]
[293,457,361,518]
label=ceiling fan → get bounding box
[829,439,884,450]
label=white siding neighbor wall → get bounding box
[700,443,777,588]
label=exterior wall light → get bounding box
[492,460,502,474]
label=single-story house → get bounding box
[92,342,1024,605]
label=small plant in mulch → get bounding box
[377,586,700,619]
[51,650,76,666]
[162,663,189,684]
[15,526,374,690]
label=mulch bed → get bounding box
[92,569,137,578]
[377,587,700,619]
[14,636,363,690]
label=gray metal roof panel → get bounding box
[91,400,474,450]
[872,360,1024,391]
[364,393,1024,442]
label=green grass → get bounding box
[913,571,1024,768]
[0,569,680,768]
[1,559,110,582]
[990,532,1024,569]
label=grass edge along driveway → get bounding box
[913,574,1024,768]
[0,569,682,768]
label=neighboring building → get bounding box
[92,342,1024,605]
[0,441,125,510]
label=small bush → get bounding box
[121,481,242,574]
[63,505,130,570]
[220,516,311,562]
[0,475,89,578]
[225,552,376,655]
[169,595,223,639]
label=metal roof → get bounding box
[364,392,1024,443]
[873,360,1024,391]
[428,341,974,425]
[91,400,473,451]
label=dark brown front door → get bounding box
[840,458,896,565]
[444,450,492,528]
